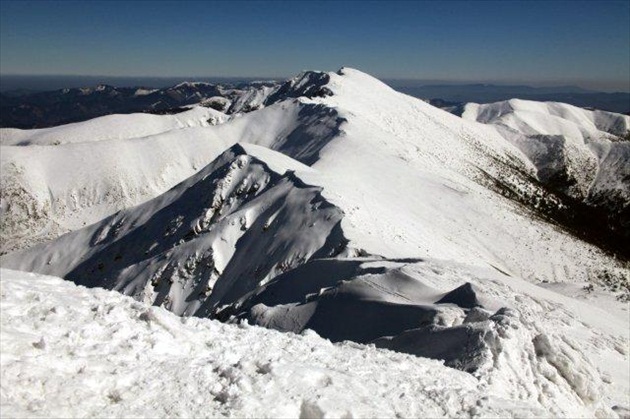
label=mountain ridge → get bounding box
[2,67,629,415]
[2,73,629,129]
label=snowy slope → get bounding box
[288,69,627,282]
[2,69,626,283]
[1,144,349,317]
[0,106,228,146]
[2,120,628,416]
[462,99,630,260]
[2,268,627,418]
[462,99,630,208]
[0,127,237,254]
[0,269,501,418]
[0,75,341,254]
[1,106,230,254]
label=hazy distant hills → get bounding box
[0,80,279,129]
[1,75,628,128]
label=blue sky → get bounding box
[1,0,629,91]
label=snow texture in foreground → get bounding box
[2,269,628,418]
[0,269,525,418]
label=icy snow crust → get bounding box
[1,269,628,418]
[1,68,629,416]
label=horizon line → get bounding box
[1,73,629,93]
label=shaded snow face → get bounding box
[225,258,501,372]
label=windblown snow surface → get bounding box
[1,68,629,417]
[1,269,628,418]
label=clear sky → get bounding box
[1,0,629,91]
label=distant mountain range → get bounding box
[0,81,279,129]
[392,83,630,115]
[1,75,628,128]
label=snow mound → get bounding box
[224,256,628,414]
[228,258,502,372]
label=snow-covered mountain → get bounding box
[1,68,629,417]
[0,79,279,129]
[0,106,229,147]
[0,72,335,130]
[0,72,341,254]
[463,99,630,257]
[3,69,626,278]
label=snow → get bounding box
[0,269,514,418]
[1,68,629,417]
[2,69,626,288]
[462,99,630,202]
[5,69,620,281]
[0,123,237,254]
[133,88,158,96]
[0,106,228,146]
[1,145,348,319]
[172,81,214,89]
[1,268,627,418]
